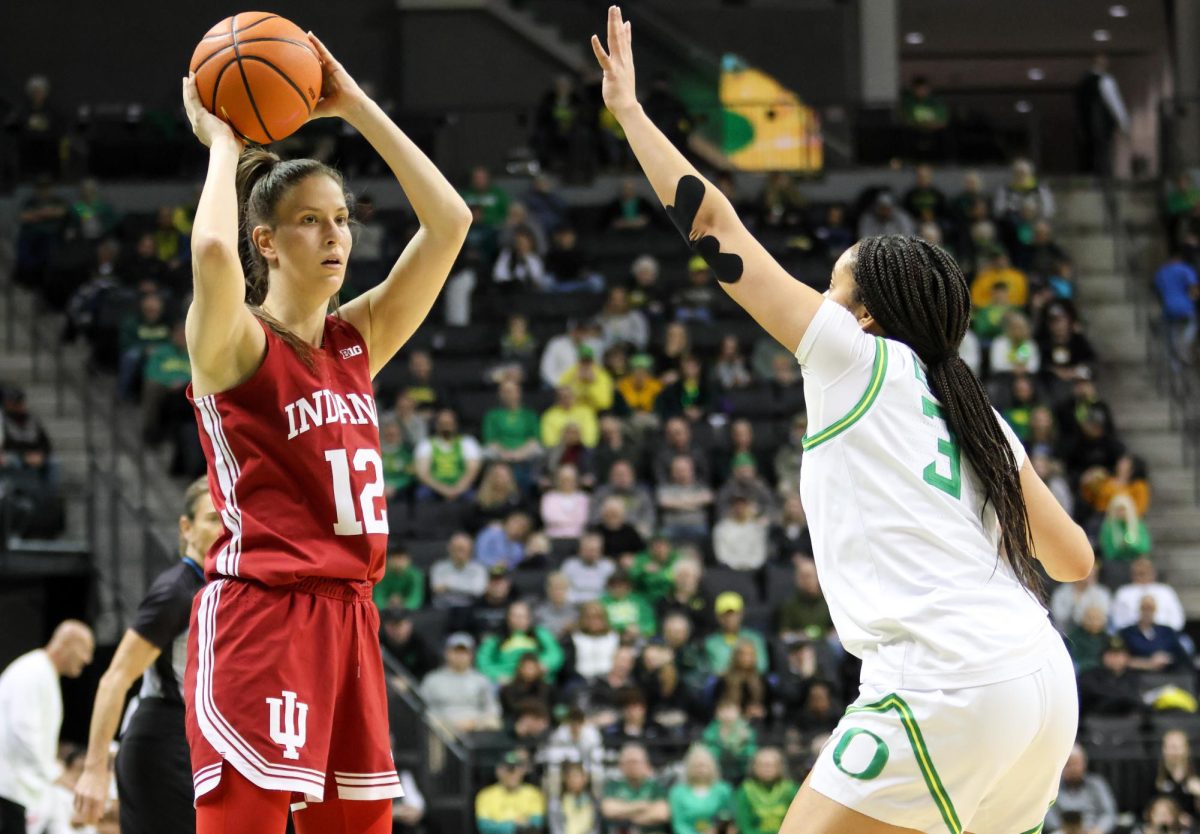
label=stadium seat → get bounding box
[404,538,449,569]
[764,564,797,608]
[510,568,549,600]
[701,566,762,604]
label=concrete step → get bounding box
[1056,237,1117,273]
[1076,273,1130,304]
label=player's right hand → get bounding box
[182,74,244,149]
[72,766,109,825]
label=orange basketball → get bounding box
[190,12,322,145]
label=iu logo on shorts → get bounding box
[266,690,309,760]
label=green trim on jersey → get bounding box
[802,337,889,451]
[1017,824,1044,834]
[844,693,962,834]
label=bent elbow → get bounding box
[192,234,238,268]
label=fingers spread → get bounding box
[591,35,611,68]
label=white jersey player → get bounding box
[591,7,1093,833]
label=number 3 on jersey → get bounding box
[325,448,389,536]
[914,364,962,499]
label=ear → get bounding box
[855,306,884,337]
[178,514,192,545]
[251,225,277,266]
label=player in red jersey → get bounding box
[180,31,471,834]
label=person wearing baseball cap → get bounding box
[475,749,545,834]
[559,341,615,413]
[703,592,768,675]
[618,353,663,415]
[417,632,501,734]
[1076,634,1140,719]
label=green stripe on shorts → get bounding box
[844,693,963,834]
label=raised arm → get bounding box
[306,34,472,376]
[180,77,266,394]
[1019,459,1093,582]
[591,6,823,353]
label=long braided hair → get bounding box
[849,235,1042,599]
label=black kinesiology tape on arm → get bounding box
[664,175,744,284]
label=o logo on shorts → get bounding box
[832,728,889,781]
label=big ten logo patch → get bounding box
[340,345,363,360]
[266,690,309,760]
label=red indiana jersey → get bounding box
[187,315,388,586]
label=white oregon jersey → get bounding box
[795,301,1055,691]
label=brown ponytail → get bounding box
[234,147,352,369]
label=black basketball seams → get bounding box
[192,37,316,75]
[230,13,275,142]
[199,13,278,40]
[237,56,313,115]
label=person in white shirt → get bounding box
[540,321,604,390]
[1050,562,1112,631]
[1111,558,1185,631]
[713,495,769,571]
[561,533,616,605]
[0,620,94,834]
[590,10,1093,830]
[417,633,501,733]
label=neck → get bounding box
[261,286,329,347]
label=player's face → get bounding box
[182,492,223,561]
[263,174,352,295]
[827,246,879,335]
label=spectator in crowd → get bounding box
[714,496,770,571]
[990,311,1041,374]
[374,546,424,611]
[702,700,758,784]
[542,387,600,449]
[1078,636,1142,718]
[592,416,644,488]
[901,76,949,159]
[995,158,1056,223]
[568,602,620,683]
[775,641,835,726]
[582,647,640,728]
[386,391,430,450]
[1099,494,1152,561]
[902,165,948,222]
[544,423,596,492]
[150,205,187,273]
[415,408,484,503]
[705,593,768,675]
[973,254,1029,310]
[599,286,649,351]
[396,351,444,419]
[637,639,692,728]
[712,336,753,392]
[1050,563,1112,631]
[544,226,603,293]
[562,533,616,605]
[541,464,590,540]
[776,557,833,641]
[1,387,55,485]
[1038,303,1098,381]
[548,763,600,834]
[857,192,915,239]
[500,654,557,720]
[535,75,590,181]
[1113,559,1185,631]
[604,687,665,748]
[601,571,658,639]
[462,165,509,228]
[502,313,540,366]
[595,497,646,565]
[535,573,578,640]
[15,176,67,283]
[715,456,776,522]
[381,419,415,502]
[657,456,714,540]
[590,460,655,539]
[1081,455,1151,518]
[656,355,712,422]
[813,204,854,261]
[1167,173,1200,224]
[951,171,987,225]
[472,567,521,638]
[758,172,808,230]
[1022,221,1072,280]
[771,416,807,497]
[654,322,692,386]
[1133,796,1191,834]
[1119,596,1191,673]
[770,495,813,560]
[0,621,94,832]
[524,174,568,236]
[492,227,547,292]
[658,559,714,638]
[794,680,841,740]
[472,464,528,531]
[672,258,720,325]
[1066,604,1110,674]
[560,347,614,413]
[10,76,62,180]
[618,354,664,418]
[1044,745,1117,834]
[734,748,799,834]
[475,511,533,571]
[1033,454,1076,516]
[483,381,543,487]
[659,611,712,701]
[68,179,119,243]
[626,255,670,322]
[600,743,670,834]
[430,532,487,610]
[380,608,438,680]
[668,745,734,834]
[1154,249,1199,368]
[605,179,655,231]
[1002,375,1040,442]
[545,709,605,780]
[392,770,426,834]
[714,639,772,721]
[477,600,564,685]
[475,750,545,834]
[116,291,173,400]
[1075,54,1129,178]
[142,323,199,475]
[1154,730,1200,821]
[628,534,677,603]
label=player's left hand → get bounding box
[72,766,108,825]
[591,6,639,119]
[306,31,367,121]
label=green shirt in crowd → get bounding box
[629,550,678,603]
[1099,517,1152,561]
[703,629,768,675]
[702,719,757,784]
[972,304,1012,340]
[374,565,425,611]
[602,777,670,834]
[477,627,564,683]
[668,781,734,834]
[119,317,171,355]
[462,184,510,228]
[381,441,414,492]
[483,407,541,451]
[143,343,190,387]
[733,779,800,834]
[601,592,658,637]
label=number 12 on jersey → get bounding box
[325,448,389,536]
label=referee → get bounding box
[73,478,219,833]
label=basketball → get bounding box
[189,11,322,145]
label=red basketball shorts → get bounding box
[184,577,402,805]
